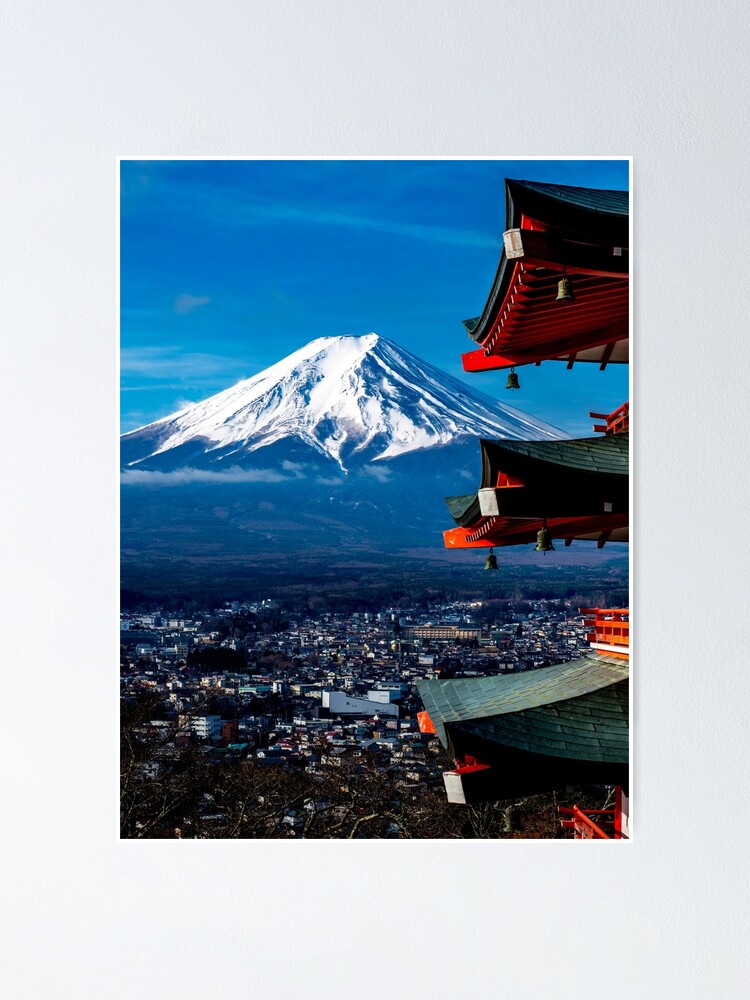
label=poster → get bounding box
[120,158,631,840]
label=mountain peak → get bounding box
[286,331,380,353]
[122,334,563,473]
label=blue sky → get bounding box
[120,158,629,435]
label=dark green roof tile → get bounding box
[444,493,480,525]
[464,178,628,344]
[481,434,629,480]
[418,653,628,745]
[447,680,629,763]
[507,179,629,218]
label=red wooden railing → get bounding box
[590,400,629,435]
[580,608,629,651]
[559,805,615,839]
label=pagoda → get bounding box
[417,608,629,837]
[416,175,630,838]
[461,179,629,374]
[444,425,628,552]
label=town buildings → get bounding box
[121,596,596,831]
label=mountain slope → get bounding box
[121,334,563,474]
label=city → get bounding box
[121,597,605,838]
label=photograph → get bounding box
[120,157,630,839]
[9,0,750,991]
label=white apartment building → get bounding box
[181,714,223,740]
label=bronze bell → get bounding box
[534,527,555,552]
[556,273,574,302]
[506,368,520,390]
[484,548,498,571]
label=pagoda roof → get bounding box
[480,432,629,481]
[418,651,627,746]
[443,433,629,545]
[450,681,628,764]
[418,654,629,800]
[444,517,629,548]
[461,178,629,371]
[445,493,479,524]
[505,179,628,225]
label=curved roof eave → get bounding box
[479,433,629,482]
[449,681,629,763]
[464,178,629,345]
[418,652,628,745]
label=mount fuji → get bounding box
[121,333,561,475]
[121,334,566,591]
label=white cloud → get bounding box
[241,202,499,249]
[120,346,245,381]
[146,177,500,250]
[172,397,201,412]
[121,466,294,486]
[360,465,393,483]
[120,383,184,392]
[174,293,211,315]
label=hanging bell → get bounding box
[484,547,498,571]
[534,527,555,552]
[556,271,575,302]
[506,368,520,391]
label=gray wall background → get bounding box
[3,1,747,997]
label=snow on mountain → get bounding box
[121,333,563,473]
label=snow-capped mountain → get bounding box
[121,334,562,473]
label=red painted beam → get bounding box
[462,327,627,370]
[417,710,437,734]
[444,525,497,548]
[558,805,613,839]
[503,310,630,337]
[444,513,629,549]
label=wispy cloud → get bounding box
[120,383,186,392]
[360,465,393,483]
[174,293,211,315]
[120,346,247,381]
[121,467,295,486]
[138,176,500,251]
[231,199,499,250]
